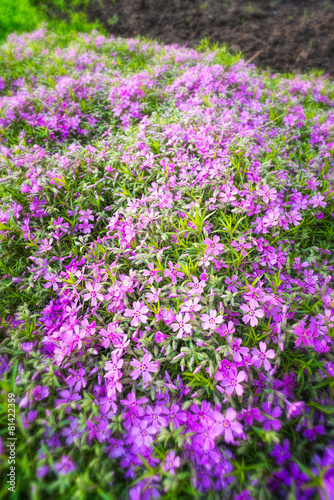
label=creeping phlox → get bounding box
[1,27,334,500]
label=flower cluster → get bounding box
[0,28,334,500]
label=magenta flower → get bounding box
[124,301,149,327]
[251,342,275,371]
[216,320,235,337]
[294,323,313,348]
[200,309,223,331]
[32,385,49,401]
[142,262,162,285]
[171,313,192,339]
[43,273,59,292]
[238,404,265,426]
[83,282,104,307]
[155,331,166,343]
[21,342,34,353]
[225,274,241,293]
[240,299,264,327]
[130,353,158,384]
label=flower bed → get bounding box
[1,28,334,499]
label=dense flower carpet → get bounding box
[1,28,334,499]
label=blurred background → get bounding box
[1,0,334,77]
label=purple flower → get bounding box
[62,419,82,445]
[66,368,87,392]
[270,439,290,465]
[54,456,76,475]
[164,403,187,429]
[37,465,49,478]
[286,401,305,420]
[213,407,243,444]
[238,404,264,426]
[131,420,156,447]
[163,450,180,475]
[321,468,334,500]
[251,342,275,371]
[21,342,34,353]
[261,402,282,431]
[32,385,49,401]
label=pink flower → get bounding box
[163,261,184,284]
[131,420,156,447]
[219,367,247,397]
[145,286,161,303]
[130,353,158,384]
[204,235,224,256]
[105,353,124,380]
[240,299,264,327]
[294,322,313,348]
[229,338,249,362]
[54,456,76,475]
[100,323,121,348]
[124,301,149,327]
[213,407,243,444]
[251,342,275,371]
[286,401,305,420]
[180,297,202,314]
[171,313,192,339]
[83,282,104,307]
[200,309,223,331]
[163,450,180,475]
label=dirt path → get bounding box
[87,0,334,78]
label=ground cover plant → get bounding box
[0,28,334,500]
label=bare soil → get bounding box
[87,0,334,78]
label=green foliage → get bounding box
[0,0,41,43]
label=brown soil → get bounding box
[86,0,334,78]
